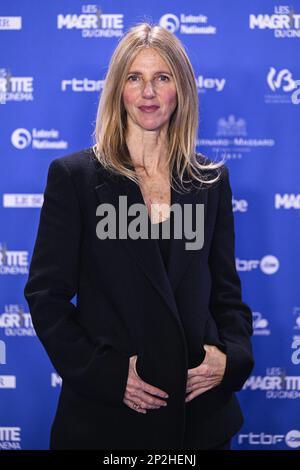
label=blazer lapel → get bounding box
[93,162,207,324]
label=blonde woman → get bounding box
[24,23,254,450]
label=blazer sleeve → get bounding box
[24,158,130,406]
[208,165,254,392]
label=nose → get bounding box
[142,80,156,98]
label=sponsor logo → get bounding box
[239,430,300,448]
[159,12,217,35]
[275,193,300,209]
[0,427,21,450]
[0,243,29,275]
[291,338,300,365]
[196,75,225,93]
[238,430,300,448]
[265,67,299,104]
[0,305,36,337]
[198,115,275,160]
[253,311,271,336]
[232,198,248,213]
[51,373,62,388]
[0,376,16,389]
[243,368,300,399]
[0,340,6,364]
[3,194,43,208]
[61,77,104,92]
[57,5,124,38]
[236,255,279,274]
[0,69,33,104]
[11,128,68,150]
[0,16,22,30]
[249,5,300,39]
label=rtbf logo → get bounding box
[61,78,104,92]
[236,255,279,274]
[239,430,300,448]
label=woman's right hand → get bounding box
[123,355,169,414]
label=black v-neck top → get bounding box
[150,212,174,272]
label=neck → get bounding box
[125,121,169,177]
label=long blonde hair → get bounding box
[92,22,223,191]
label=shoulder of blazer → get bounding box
[50,146,95,173]
[48,146,110,188]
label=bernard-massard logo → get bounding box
[95,197,205,251]
[197,115,275,161]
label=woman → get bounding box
[24,23,254,450]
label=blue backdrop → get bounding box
[0,0,300,450]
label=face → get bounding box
[122,48,178,132]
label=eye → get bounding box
[127,75,139,81]
[157,75,170,82]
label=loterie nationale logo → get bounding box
[249,5,300,39]
[197,115,275,161]
[0,68,33,104]
[11,127,68,150]
[159,12,217,35]
[57,4,124,38]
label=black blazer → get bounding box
[24,147,254,450]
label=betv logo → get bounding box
[236,255,279,274]
[267,67,297,92]
[238,430,300,448]
[275,193,300,209]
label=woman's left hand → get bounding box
[185,344,227,402]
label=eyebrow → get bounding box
[127,71,173,76]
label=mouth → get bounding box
[138,106,160,113]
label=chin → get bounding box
[138,119,168,131]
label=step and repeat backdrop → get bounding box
[0,0,300,450]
